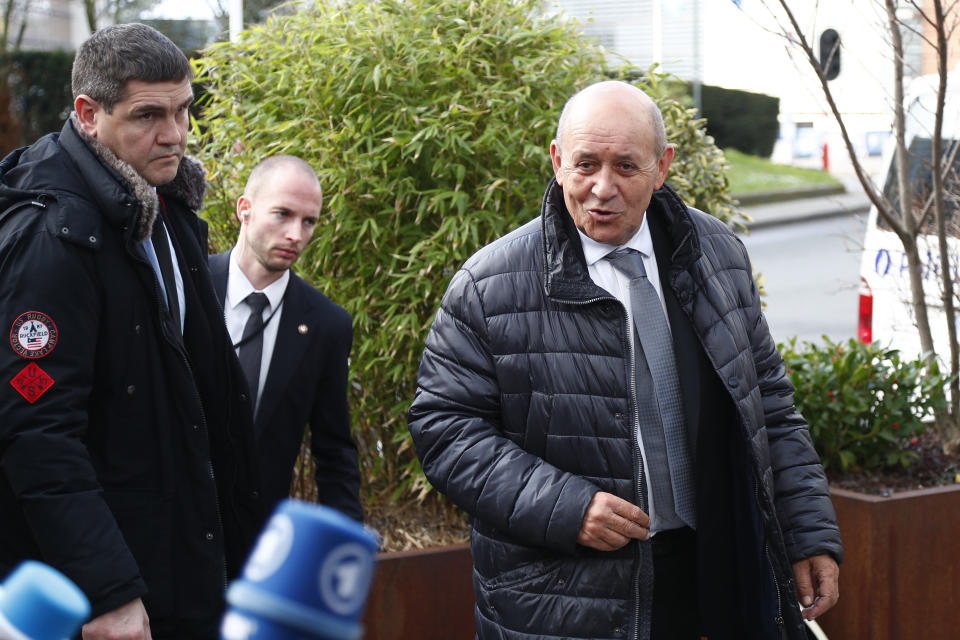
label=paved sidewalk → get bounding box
[738,187,872,231]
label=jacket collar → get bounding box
[64,113,206,243]
[540,177,702,299]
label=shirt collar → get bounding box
[227,248,290,311]
[576,211,654,266]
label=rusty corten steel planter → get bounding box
[818,485,960,640]
[362,543,474,639]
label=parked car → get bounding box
[858,69,960,359]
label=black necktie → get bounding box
[238,292,270,412]
[150,218,181,335]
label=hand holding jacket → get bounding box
[576,491,650,551]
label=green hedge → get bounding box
[701,84,779,158]
[0,51,74,155]
[192,0,743,505]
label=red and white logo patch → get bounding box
[10,362,55,403]
[9,311,58,359]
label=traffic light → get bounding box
[820,29,841,81]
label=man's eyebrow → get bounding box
[130,103,165,115]
[130,96,194,115]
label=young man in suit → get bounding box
[210,155,362,521]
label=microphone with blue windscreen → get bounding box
[221,500,378,640]
[0,561,90,640]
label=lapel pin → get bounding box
[298,324,309,335]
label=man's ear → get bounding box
[549,140,564,186]
[654,144,675,190]
[73,95,101,137]
[236,196,251,224]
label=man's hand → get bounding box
[792,554,839,620]
[577,491,650,551]
[82,597,151,640]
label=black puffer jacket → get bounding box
[408,179,842,640]
[0,118,264,638]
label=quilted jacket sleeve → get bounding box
[408,267,600,554]
[737,240,843,565]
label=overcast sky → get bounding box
[145,0,217,21]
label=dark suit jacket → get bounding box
[210,250,362,521]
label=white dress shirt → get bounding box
[575,214,674,533]
[224,251,290,410]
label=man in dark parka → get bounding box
[408,81,842,640]
[0,24,263,639]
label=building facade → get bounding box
[7,0,90,51]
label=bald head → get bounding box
[243,155,322,204]
[554,81,667,158]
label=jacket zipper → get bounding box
[766,541,785,629]
[129,225,230,592]
[552,292,646,640]
[758,485,785,631]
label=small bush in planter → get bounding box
[779,337,951,473]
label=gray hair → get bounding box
[72,23,192,113]
[554,81,667,158]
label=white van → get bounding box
[858,70,960,360]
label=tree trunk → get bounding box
[2,0,17,53]
[928,0,960,444]
[83,0,96,34]
[12,0,28,52]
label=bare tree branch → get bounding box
[770,0,960,452]
[927,0,959,422]
[773,0,898,231]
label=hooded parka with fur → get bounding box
[0,118,264,638]
[408,179,842,640]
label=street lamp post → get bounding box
[230,0,243,41]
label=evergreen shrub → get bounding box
[701,84,779,158]
[780,337,951,472]
[192,0,743,505]
[0,51,74,155]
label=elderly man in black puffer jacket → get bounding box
[408,81,842,640]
